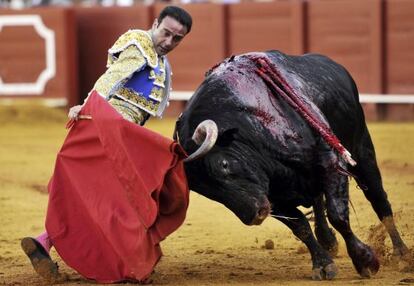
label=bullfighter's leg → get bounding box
[21,231,60,282]
[313,194,338,256]
[323,167,380,278]
[353,129,410,260]
[273,206,337,280]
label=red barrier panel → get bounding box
[74,6,151,104]
[386,0,414,94]
[0,8,78,105]
[385,0,414,120]
[306,0,385,120]
[228,1,305,56]
[1,2,412,120]
[307,0,383,94]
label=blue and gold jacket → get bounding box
[93,29,171,117]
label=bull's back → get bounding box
[265,50,366,149]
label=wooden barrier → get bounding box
[227,1,305,55]
[385,0,414,120]
[1,2,413,120]
[0,8,78,106]
[306,0,384,120]
[307,0,383,94]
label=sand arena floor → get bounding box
[0,104,413,285]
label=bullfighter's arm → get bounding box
[68,45,147,120]
[93,45,147,98]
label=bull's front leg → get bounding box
[323,167,380,277]
[273,206,337,280]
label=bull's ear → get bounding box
[217,128,238,147]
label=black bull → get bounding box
[174,51,410,280]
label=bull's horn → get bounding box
[184,120,218,162]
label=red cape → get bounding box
[45,91,189,283]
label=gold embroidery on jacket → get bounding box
[149,86,164,102]
[159,58,165,71]
[148,58,166,88]
[108,30,158,68]
[149,70,156,79]
[94,46,146,98]
[116,87,159,114]
[108,97,147,125]
[92,30,170,116]
[153,73,166,88]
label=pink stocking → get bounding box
[35,231,52,253]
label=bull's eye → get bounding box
[221,159,229,169]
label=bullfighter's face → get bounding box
[151,16,188,56]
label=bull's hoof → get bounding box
[391,247,414,262]
[312,263,338,280]
[392,249,414,272]
[356,253,380,278]
[347,237,380,278]
[359,263,378,279]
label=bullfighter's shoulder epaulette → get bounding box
[108,29,158,68]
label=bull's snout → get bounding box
[249,204,271,225]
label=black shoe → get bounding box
[21,237,60,283]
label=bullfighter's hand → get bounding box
[68,105,83,121]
